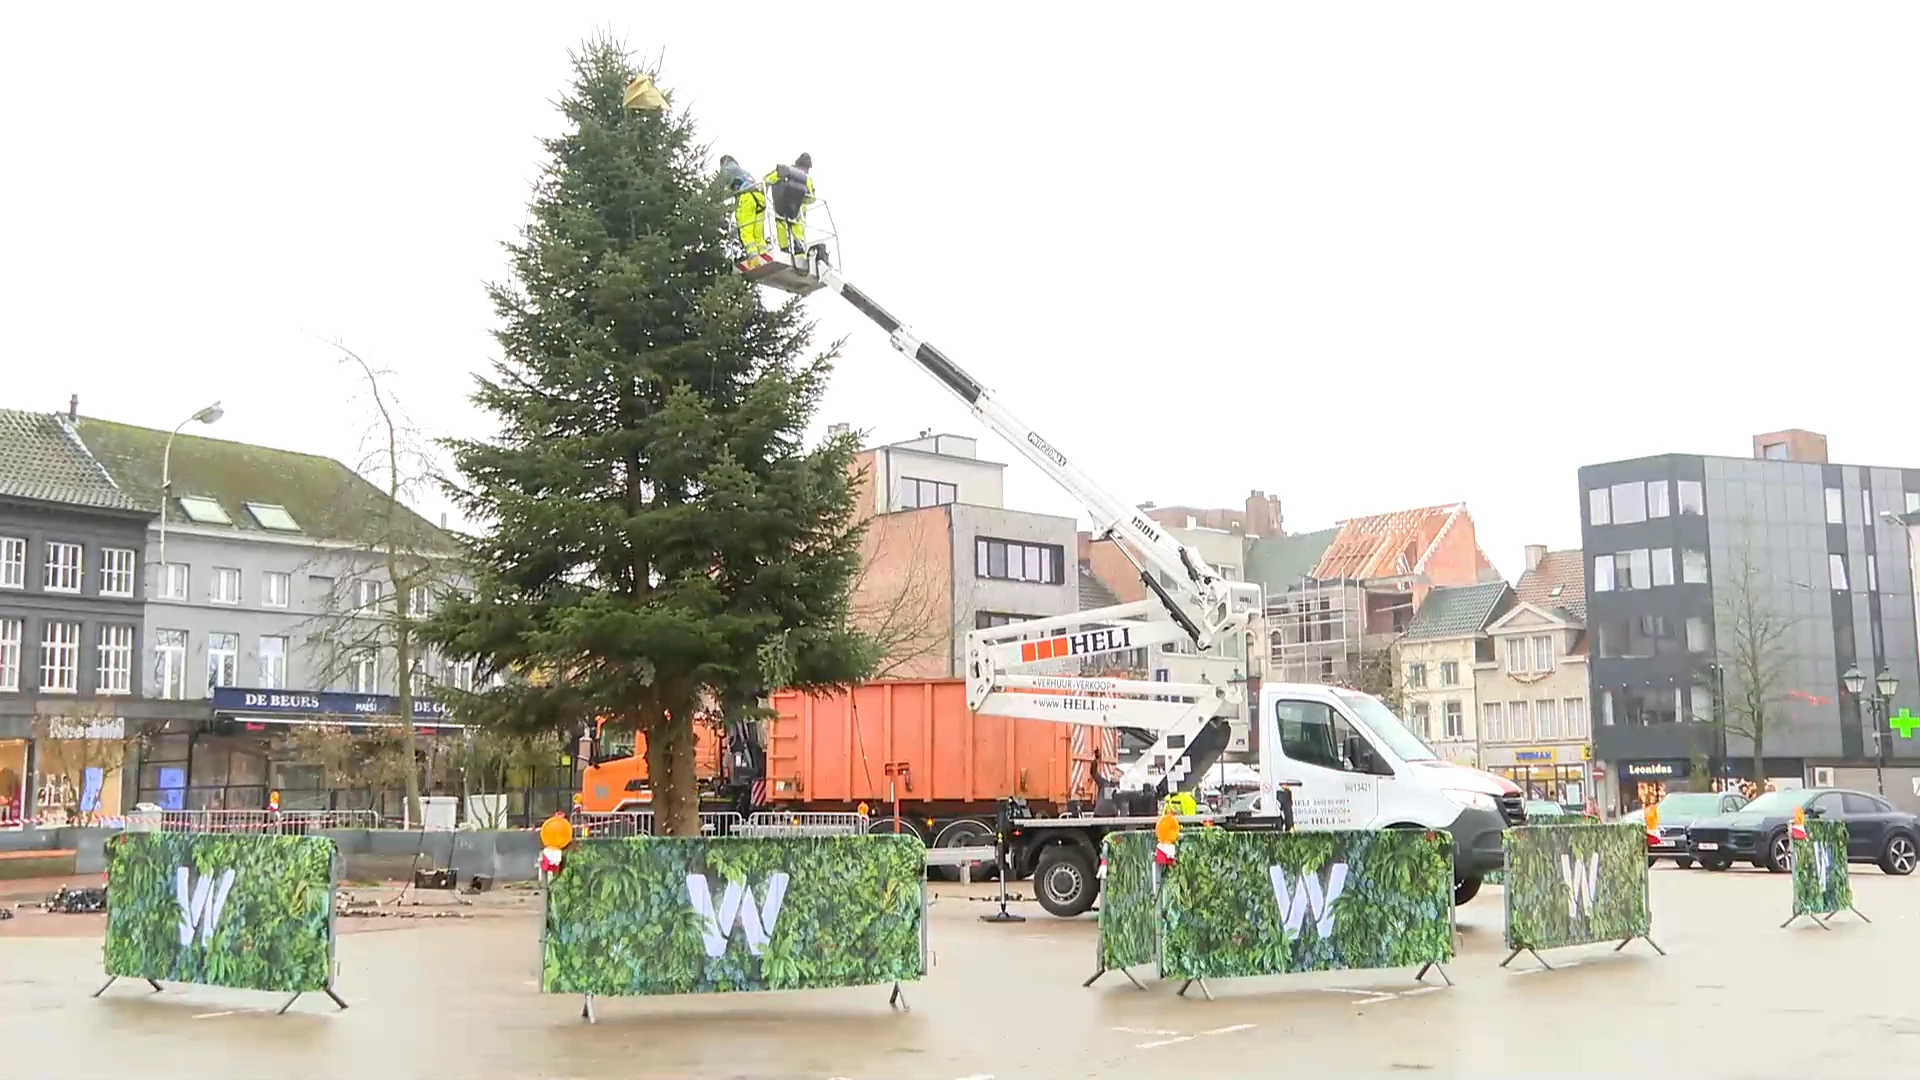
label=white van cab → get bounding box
[1254,681,1525,904]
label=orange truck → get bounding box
[578,677,1121,852]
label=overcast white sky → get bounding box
[5,4,1917,580]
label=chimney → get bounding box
[440,512,449,529]
[1524,544,1547,572]
[1245,489,1283,537]
[1752,428,1828,464]
[68,394,78,420]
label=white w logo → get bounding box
[684,872,790,959]
[1268,862,1349,939]
[1560,852,1600,918]
[175,867,236,947]
[1811,842,1832,891]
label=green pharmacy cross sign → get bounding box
[1891,709,1920,740]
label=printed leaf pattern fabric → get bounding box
[102,833,336,993]
[542,835,925,996]
[1791,820,1852,917]
[1157,829,1454,980]
[1503,823,1650,952]
[1097,831,1156,971]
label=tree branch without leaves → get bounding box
[1713,528,1797,782]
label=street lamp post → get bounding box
[1842,664,1900,796]
[157,402,224,583]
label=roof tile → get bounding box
[1515,549,1587,622]
[0,409,150,513]
[1402,580,1514,640]
[1312,503,1481,581]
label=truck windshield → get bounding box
[1332,689,1439,763]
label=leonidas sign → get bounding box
[46,717,126,741]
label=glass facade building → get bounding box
[1579,452,1920,810]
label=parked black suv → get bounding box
[1686,786,1920,875]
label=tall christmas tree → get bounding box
[427,39,873,834]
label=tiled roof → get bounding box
[1402,581,1514,640]
[1515,549,1587,622]
[1078,563,1124,611]
[70,417,447,547]
[0,409,151,513]
[1245,527,1339,592]
[1312,503,1475,581]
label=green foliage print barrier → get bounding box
[543,835,925,996]
[1503,824,1649,952]
[1792,820,1852,917]
[1097,831,1156,971]
[103,832,336,994]
[1158,828,1454,981]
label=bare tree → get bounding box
[846,511,956,680]
[452,729,555,828]
[1349,643,1406,715]
[277,723,416,812]
[1714,534,1797,788]
[294,343,465,825]
[31,702,137,824]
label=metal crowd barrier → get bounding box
[736,811,868,838]
[128,809,385,834]
[567,810,744,837]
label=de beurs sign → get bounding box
[210,687,454,721]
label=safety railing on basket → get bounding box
[567,810,744,838]
[134,809,384,834]
[737,811,868,838]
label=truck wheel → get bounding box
[1453,876,1482,906]
[1033,845,1098,918]
[928,818,995,883]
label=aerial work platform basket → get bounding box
[737,199,839,297]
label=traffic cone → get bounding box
[1645,804,1662,847]
[1790,806,1807,842]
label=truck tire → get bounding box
[1033,845,1098,918]
[928,818,995,883]
[1453,875,1482,906]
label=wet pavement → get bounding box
[4,864,1919,1079]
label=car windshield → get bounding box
[1526,800,1566,816]
[1659,793,1723,815]
[1738,788,1817,816]
[1333,689,1439,762]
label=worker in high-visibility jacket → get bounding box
[764,152,815,254]
[718,155,768,256]
[1163,791,1199,817]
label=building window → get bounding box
[159,563,189,600]
[1678,480,1705,516]
[1863,488,1874,521]
[1647,480,1671,518]
[354,579,383,611]
[1868,554,1879,591]
[211,567,241,605]
[1593,554,1615,592]
[1830,553,1849,590]
[1411,701,1432,739]
[1907,491,1920,515]
[262,571,290,608]
[1564,696,1589,738]
[447,658,476,692]
[99,548,136,597]
[1826,487,1845,525]
[97,625,133,694]
[1443,700,1464,739]
[975,611,1044,629]
[1609,482,1648,525]
[1650,547,1674,587]
[39,621,80,692]
[0,536,22,589]
[44,542,82,594]
[1536,699,1560,740]
[259,635,288,689]
[896,476,957,509]
[1505,637,1528,674]
[1407,662,1427,689]
[1681,549,1708,584]
[1762,442,1788,460]
[352,652,379,693]
[1440,661,1459,687]
[0,618,20,691]
[408,586,433,618]
[1689,684,1713,723]
[155,630,188,699]
[1686,616,1710,653]
[1614,685,1681,726]
[207,632,240,690]
[1532,635,1554,672]
[975,537,1065,584]
[1482,701,1505,743]
[1510,700,1534,741]
[1588,488,1611,526]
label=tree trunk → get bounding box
[394,625,423,827]
[1750,712,1765,792]
[646,704,702,836]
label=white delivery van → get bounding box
[1254,682,1525,904]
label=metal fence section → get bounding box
[737,811,869,838]
[130,809,384,834]
[569,811,744,837]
